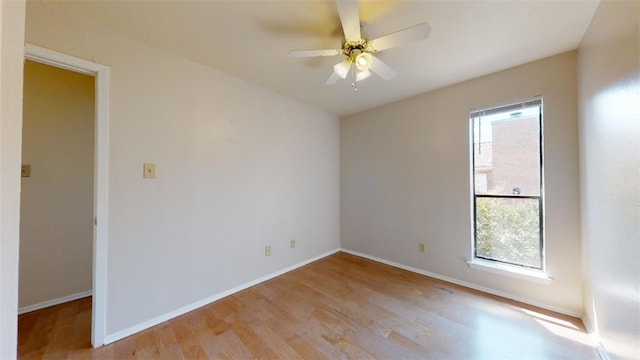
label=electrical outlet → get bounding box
[265,245,272,256]
[290,240,296,248]
[419,243,426,253]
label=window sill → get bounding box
[467,259,552,285]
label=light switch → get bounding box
[21,164,31,177]
[143,163,156,179]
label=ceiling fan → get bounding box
[289,0,431,91]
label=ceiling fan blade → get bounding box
[370,22,431,52]
[369,55,397,80]
[289,49,342,57]
[326,72,340,85]
[336,0,361,41]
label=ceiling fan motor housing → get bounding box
[342,39,373,63]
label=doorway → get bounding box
[22,44,109,347]
[19,59,94,311]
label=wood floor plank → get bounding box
[226,316,280,359]
[276,315,342,359]
[18,252,599,359]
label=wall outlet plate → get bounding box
[21,164,31,177]
[290,240,296,248]
[143,163,156,179]
[265,245,272,256]
[419,243,426,253]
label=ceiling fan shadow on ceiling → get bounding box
[289,0,431,92]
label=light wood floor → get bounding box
[18,252,598,359]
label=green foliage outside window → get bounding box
[475,197,541,269]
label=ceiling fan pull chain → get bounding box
[351,66,358,92]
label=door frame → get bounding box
[24,44,109,347]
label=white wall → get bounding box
[25,1,340,338]
[19,61,94,309]
[578,0,640,358]
[0,0,26,357]
[341,51,583,314]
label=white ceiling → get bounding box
[49,0,600,116]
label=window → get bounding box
[470,98,544,270]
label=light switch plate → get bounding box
[143,163,156,179]
[21,164,31,177]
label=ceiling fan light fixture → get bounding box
[354,52,372,71]
[334,60,351,79]
[355,69,371,82]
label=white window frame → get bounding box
[468,97,549,282]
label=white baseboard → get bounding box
[19,290,92,315]
[581,315,610,360]
[104,248,341,344]
[340,248,583,318]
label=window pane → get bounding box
[473,106,541,196]
[475,197,541,269]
